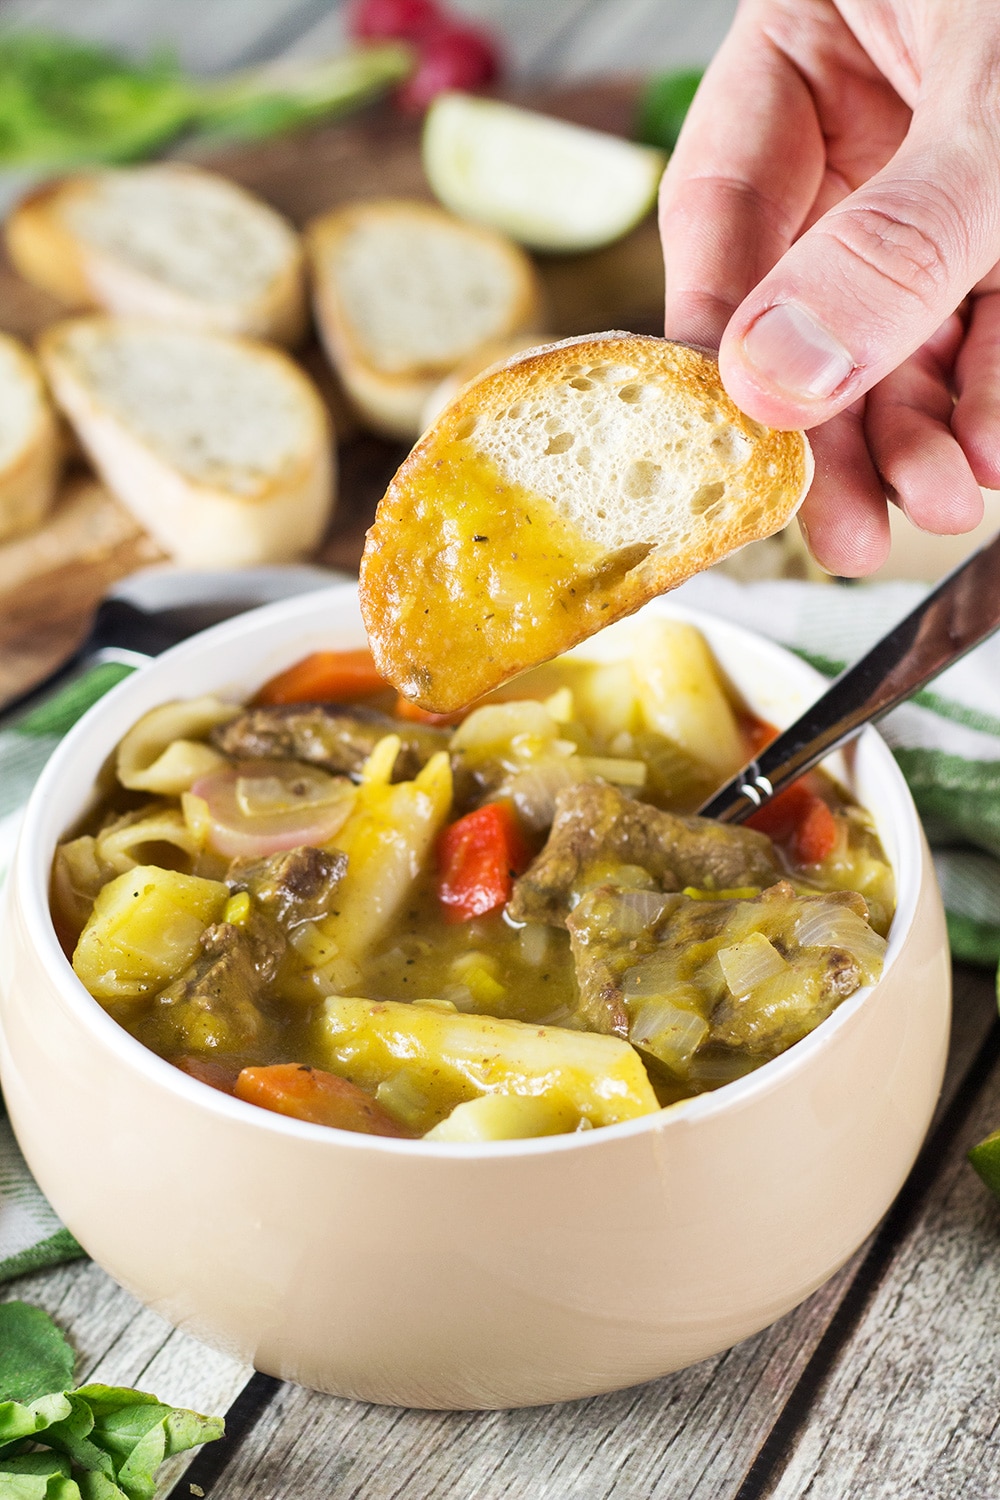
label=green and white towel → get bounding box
[2,576,999,1283]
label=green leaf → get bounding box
[0,1450,83,1500]
[45,1387,223,1500]
[0,1304,75,1404]
[970,1126,1000,1199]
[0,1391,73,1455]
[634,67,703,152]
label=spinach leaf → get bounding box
[0,1304,75,1405]
[0,1451,82,1500]
[0,1304,224,1496]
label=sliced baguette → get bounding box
[420,332,553,432]
[305,198,542,440]
[39,317,335,569]
[0,332,61,543]
[7,165,307,346]
[360,333,813,711]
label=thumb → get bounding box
[719,118,1000,429]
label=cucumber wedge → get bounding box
[423,91,666,253]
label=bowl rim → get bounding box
[9,582,924,1159]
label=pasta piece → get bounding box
[117,696,238,794]
[72,865,228,1000]
[314,995,659,1133]
[95,805,204,875]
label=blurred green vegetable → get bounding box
[0,30,411,169]
[969,1126,1000,1199]
[197,45,411,141]
[635,67,703,153]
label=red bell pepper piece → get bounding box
[436,802,530,923]
[747,778,839,866]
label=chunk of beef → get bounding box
[211,703,447,783]
[226,845,347,927]
[156,846,347,1054]
[565,881,883,1073]
[156,913,283,1053]
[509,782,781,926]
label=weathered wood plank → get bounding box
[760,999,1000,1498]
[179,967,996,1500]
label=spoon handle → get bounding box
[699,529,1000,823]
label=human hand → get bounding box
[659,0,1000,574]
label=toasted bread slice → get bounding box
[360,333,813,711]
[0,333,61,543]
[39,317,334,569]
[7,165,307,346]
[305,198,542,440]
[420,332,552,432]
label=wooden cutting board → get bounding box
[0,79,664,708]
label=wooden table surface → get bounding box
[2,3,1000,1497]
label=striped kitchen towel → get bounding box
[2,576,999,1282]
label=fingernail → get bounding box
[742,303,854,400]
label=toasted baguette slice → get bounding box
[0,333,61,543]
[420,332,552,432]
[306,198,542,440]
[7,165,307,346]
[360,333,813,712]
[39,317,334,569]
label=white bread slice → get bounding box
[39,317,334,569]
[420,332,552,432]
[305,198,542,440]
[360,333,813,712]
[0,333,61,543]
[7,165,307,346]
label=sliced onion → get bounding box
[794,903,886,977]
[622,949,681,999]
[191,759,356,858]
[717,932,788,997]
[518,923,550,967]
[629,994,709,1074]
[508,759,580,830]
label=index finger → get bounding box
[659,12,825,350]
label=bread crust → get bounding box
[38,316,334,568]
[0,333,61,543]
[6,166,307,347]
[361,333,813,709]
[305,198,542,440]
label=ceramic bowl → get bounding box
[0,585,950,1409]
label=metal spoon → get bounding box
[699,529,1000,823]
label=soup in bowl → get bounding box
[0,584,950,1408]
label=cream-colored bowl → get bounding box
[0,586,950,1410]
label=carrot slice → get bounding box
[235,1063,410,1137]
[255,649,386,706]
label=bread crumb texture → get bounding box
[61,166,299,306]
[54,322,315,495]
[470,337,805,553]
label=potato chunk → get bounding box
[72,865,228,1001]
[314,996,659,1134]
